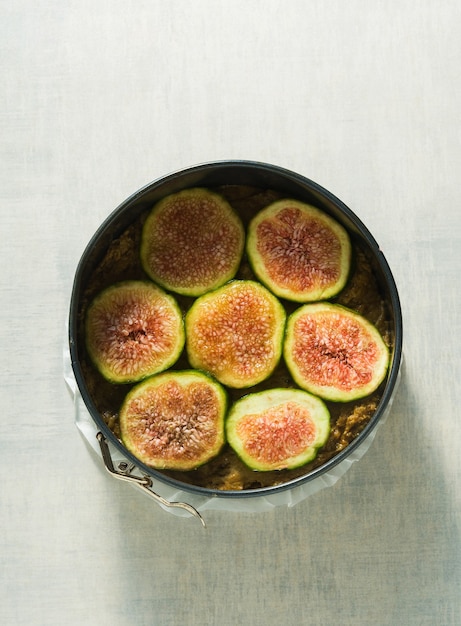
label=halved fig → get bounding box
[85,280,184,384]
[247,199,351,302]
[140,187,245,296]
[120,371,226,470]
[284,302,389,402]
[226,388,330,471]
[185,280,286,388]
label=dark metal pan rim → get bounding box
[69,160,403,500]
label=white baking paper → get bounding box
[64,330,400,521]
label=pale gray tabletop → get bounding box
[1,1,460,625]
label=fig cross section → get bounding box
[284,302,390,402]
[85,280,185,384]
[141,187,245,297]
[247,199,351,302]
[186,280,286,388]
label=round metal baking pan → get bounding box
[69,160,403,507]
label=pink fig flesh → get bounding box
[247,199,351,302]
[141,188,244,296]
[284,302,389,402]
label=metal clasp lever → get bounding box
[96,432,206,527]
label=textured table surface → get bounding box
[1,1,460,625]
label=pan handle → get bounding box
[96,432,206,527]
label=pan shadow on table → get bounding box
[84,361,460,626]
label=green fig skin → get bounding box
[226,388,330,471]
[185,280,286,389]
[85,281,185,384]
[247,199,351,303]
[141,188,245,297]
[284,302,390,402]
[120,370,227,471]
